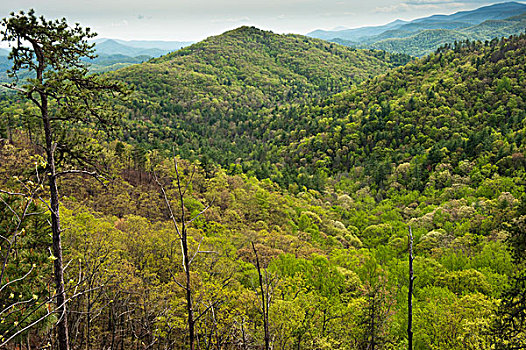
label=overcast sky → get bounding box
[0,0,515,42]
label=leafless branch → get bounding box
[188,198,215,224]
[0,308,53,347]
[182,165,197,197]
[168,270,186,291]
[194,300,222,323]
[154,172,182,240]
[0,265,34,293]
[0,189,26,196]
[55,169,106,181]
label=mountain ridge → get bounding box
[108,26,411,168]
[94,39,169,57]
[92,38,193,50]
[308,2,526,56]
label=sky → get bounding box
[0,0,517,42]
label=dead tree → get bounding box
[251,242,270,350]
[0,180,49,348]
[155,160,214,350]
[408,226,415,350]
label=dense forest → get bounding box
[364,13,526,57]
[108,26,411,166]
[309,2,526,57]
[1,9,526,350]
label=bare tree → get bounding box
[251,242,271,350]
[1,179,110,349]
[408,226,415,350]
[155,160,214,350]
[0,179,49,349]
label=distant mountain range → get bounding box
[0,49,12,82]
[309,19,409,42]
[308,2,526,56]
[83,38,194,73]
[91,38,193,57]
[0,38,193,81]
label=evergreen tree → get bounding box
[1,10,127,350]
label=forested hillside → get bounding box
[365,13,526,56]
[1,124,523,349]
[308,2,526,57]
[109,26,411,165]
[269,35,526,191]
[1,13,526,350]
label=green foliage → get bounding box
[0,189,53,344]
[324,5,526,57]
[107,26,411,174]
[0,16,525,350]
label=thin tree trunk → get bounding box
[371,299,376,350]
[42,95,70,350]
[251,242,270,350]
[182,225,195,350]
[175,164,195,350]
[159,162,196,350]
[408,226,414,350]
[241,317,247,350]
[86,286,91,350]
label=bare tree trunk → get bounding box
[371,300,376,350]
[251,242,270,350]
[241,317,247,350]
[42,93,70,350]
[174,164,195,350]
[86,287,92,350]
[182,224,195,350]
[408,226,414,350]
[157,163,196,350]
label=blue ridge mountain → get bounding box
[308,19,408,42]
[93,39,169,57]
[308,2,526,56]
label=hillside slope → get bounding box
[308,2,526,56]
[367,13,526,56]
[269,34,526,190]
[110,26,411,166]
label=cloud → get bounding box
[375,3,438,12]
[405,0,492,3]
[111,19,129,27]
[210,16,250,24]
[375,0,480,13]
[137,14,153,20]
